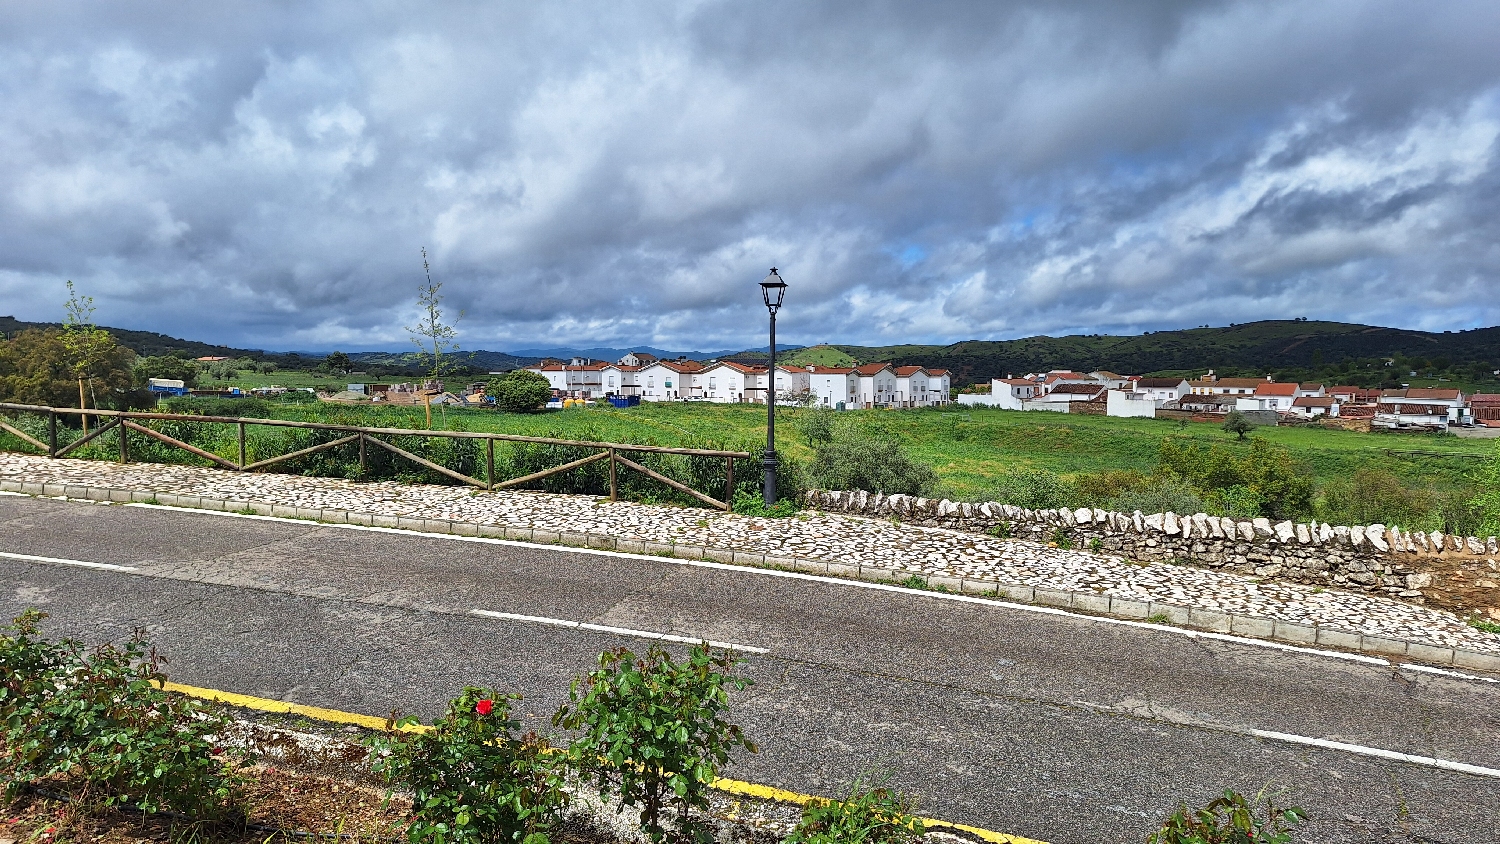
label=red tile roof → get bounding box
[894,365,925,376]
[854,363,894,375]
[1293,396,1335,407]
[806,366,856,374]
[1255,383,1299,396]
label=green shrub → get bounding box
[732,489,800,518]
[370,688,566,844]
[1109,476,1208,516]
[785,775,924,844]
[489,371,554,413]
[985,468,1074,510]
[1157,438,1313,520]
[1148,789,1305,844]
[1471,442,1500,538]
[0,610,248,821]
[809,436,937,496]
[796,406,836,447]
[1050,527,1074,549]
[1074,470,1149,507]
[554,644,756,844]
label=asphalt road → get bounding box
[2,493,1499,844]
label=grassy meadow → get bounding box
[117,399,1500,493]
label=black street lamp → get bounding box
[759,268,788,505]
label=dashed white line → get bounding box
[469,609,769,654]
[0,550,136,572]
[1250,729,1500,779]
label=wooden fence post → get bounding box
[725,455,734,505]
[609,448,618,501]
[486,438,495,491]
[118,415,128,463]
[48,411,57,458]
[238,421,247,469]
[358,432,367,477]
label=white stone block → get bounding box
[1274,521,1295,543]
[1253,518,1273,537]
[1145,513,1164,531]
[1238,521,1255,541]
[1366,526,1389,552]
[1468,537,1484,555]
[1350,525,1366,546]
[1295,523,1311,544]
[1075,508,1093,525]
[1319,523,1333,543]
[1207,516,1225,539]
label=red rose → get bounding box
[475,699,494,716]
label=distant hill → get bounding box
[7,314,1496,386]
[0,315,270,360]
[791,321,1500,384]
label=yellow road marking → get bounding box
[163,681,1047,844]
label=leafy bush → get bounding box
[370,688,565,844]
[554,644,756,844]
[732,489,800,518]
[0,610,248,821]
[1073,470,1149,507]
[1157,438,1313,520]
[809,436,937,496]
[1471,442,1500,538]
[985,468,1075,510]
[785,775,924,844]
[1148,789,1305,844]
[1108,476,1208,516]
[489,371,554,413]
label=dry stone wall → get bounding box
[806,489,1500,606]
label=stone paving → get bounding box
[3,452,1499,657]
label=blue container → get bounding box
[608,395,641,408]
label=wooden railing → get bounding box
[0,403,750,510]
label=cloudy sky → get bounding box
[2,1,1499,353]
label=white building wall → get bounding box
[1107,390,1157,418]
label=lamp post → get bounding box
[759,268,788,505]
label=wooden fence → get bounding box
[0,403,750,510]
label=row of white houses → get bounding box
[524,357,951,408]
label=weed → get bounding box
[987,522,1012,539]
[786,773,924,844]
[900,575,928,590]
[1088,537,1103,552]
[143,495,161,505]
[1468,618,1500,635]
[1148,788,1305,844]
[1147,612,1172,624]
[235,506,256,516]
[1050,527,1074,549]
[694,518,709,528]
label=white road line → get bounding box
[0,550,137,572]
[107,503,1500,680]
[1399,663,1500,684]
[469,609,769,654]
[1251,729,1500,779]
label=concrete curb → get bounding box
[6,477,1499,674]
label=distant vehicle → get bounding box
[147,378,188,396]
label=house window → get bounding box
[647,376,655,388]
[608,376,616,388]
[665,379,673,389]
[709,377,717,389]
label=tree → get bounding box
[133,356,199,388]
[407,248,461,381]
[1221,410,1253,440]
[796,405,836,447]
[61,281,125,431]
[324,351,352,375]
[0,329,83,407]
[488,370,553,413]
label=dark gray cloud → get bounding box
[1,0,1498,351]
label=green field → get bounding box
[140,399,1498,496]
